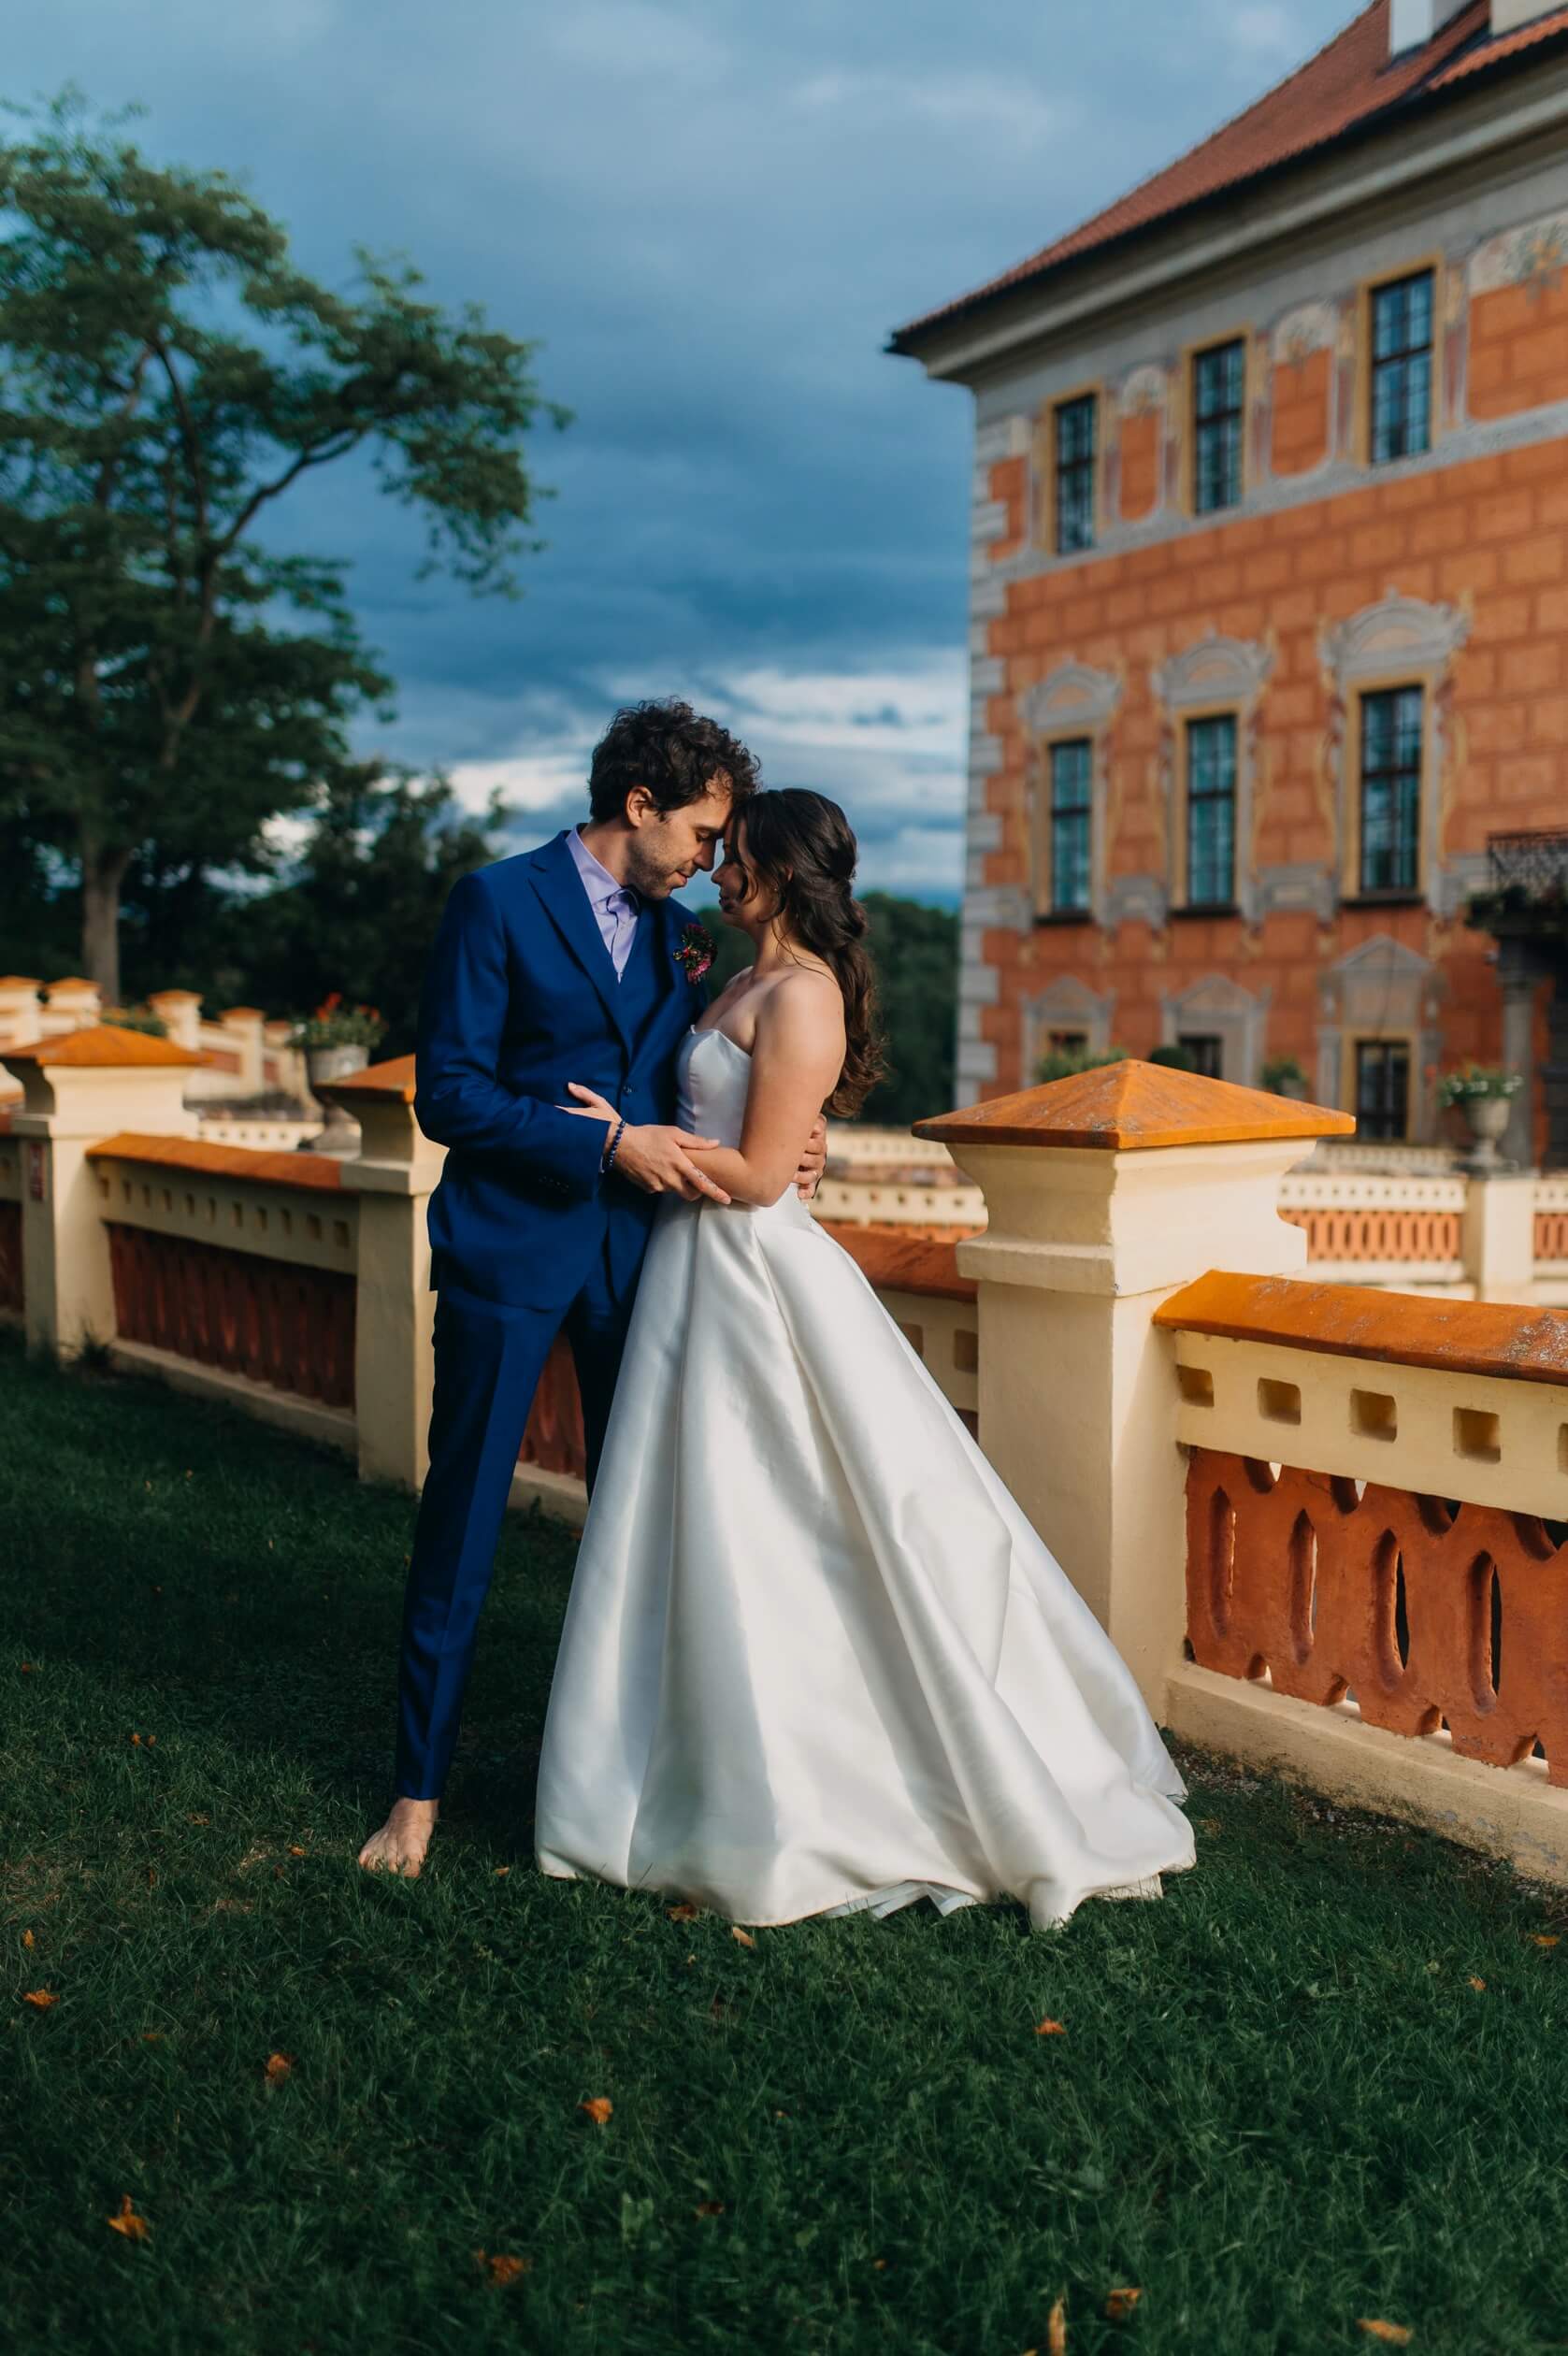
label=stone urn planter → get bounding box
[1461,1091,1513,1173]
[305,1042,368,1156]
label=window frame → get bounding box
[1352,1037,1414,1143]
[1355,258,1443,467]
[1052,391,1100,556]
[1036,383,1102,556]
[1350,680,1427,902]
[1178,707,1241,912]
[1187,336,1248,517]
[1046,737,1094,915]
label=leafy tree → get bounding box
[0,95,567,1000]
[233,766,511,1057]
[858,892,957,1128]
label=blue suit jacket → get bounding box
[415,829,708,1310]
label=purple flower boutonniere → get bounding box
[674,923,715,984]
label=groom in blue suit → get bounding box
[359,699,825,1875]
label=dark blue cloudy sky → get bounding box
[16,0,1350,900]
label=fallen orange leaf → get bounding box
[581,2097,613,2125]
[1105,2288,1143,2321]
[667,1902,698,1920]
[108,2195,151,2242]
[494,1865,511,1877]
[731,1926,756,1948]
[1035,2019,1067,2036]
[22,1989,58,2009]
[1357,2325,1412,2348]
[20,1662,34,1672]
[1048,2293,1069,2354]
[1468,1975,1486,1992]
[288,1845,307,1858]
[265,2052,294,2083]
[130,1732,142,1745]
[694,2200,726,2218]
[186,1814,209,1826]
[1533,1934,1560,1948]
[141,2033,165,2043]
[475,2249,529,2286]
[22,1930,34,1949]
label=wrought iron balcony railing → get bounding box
[1488,827,1568,900]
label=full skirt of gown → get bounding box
[533,1025,1194,1932]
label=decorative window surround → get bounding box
[1317,591,1470,917]
[1020,662,1124,926]
[1151,634,1274,923]
[1020,975,1117,1084]
[1316,933,1446,1141]
[1159,973,1272,1088]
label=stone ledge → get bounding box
[1156,1267,1568,1386]
[1164,1661,1568,1888]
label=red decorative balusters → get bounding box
[1281,1205,1463,1263]
[518,1333,587,1480]
[1184,1446,1568,1782]
[106,1224,354,1409]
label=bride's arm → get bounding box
[685,978,845,1207]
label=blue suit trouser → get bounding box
[394,1245,637,1799]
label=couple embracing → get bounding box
[359,698,1194,1929]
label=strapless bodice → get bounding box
[676,1024,752,1150]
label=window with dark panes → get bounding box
[1049,739,1093,912]
[1054,395,1097,554]
[1356,1042,1410,1142]
[1185,715,1237,906]
[1048,1029,1087,1055]
[1193,341,1245,513]
[1370,271,1434,464]
[1178,1034,1224,1079]
[1359,686,1423,894]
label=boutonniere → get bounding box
[674,923,715,984]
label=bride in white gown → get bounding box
[535,789,1194,1932]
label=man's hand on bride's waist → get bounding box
[558,1084,731,1204]
[795,1114,827,1204]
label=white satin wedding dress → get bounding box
[533,1023,1195,1931]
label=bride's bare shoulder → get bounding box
[760,963,845,1042]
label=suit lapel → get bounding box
[525,830,633,1045]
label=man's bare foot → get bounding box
[357,1797,439,1878]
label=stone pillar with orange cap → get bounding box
[218,1007,266,1094]
[147,989,204,1054]
[914,1062,1353,1717]
[0,1025,202,1358]
[317,1055,445,1490]
[0,977,42,1052]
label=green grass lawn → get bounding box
[5,1326,1568,2356]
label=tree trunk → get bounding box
[80,840,130,1005]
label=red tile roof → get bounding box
[1431,1,1568,80]
[892,0,1567,350]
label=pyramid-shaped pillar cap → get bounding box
[913,1060,1354,1154]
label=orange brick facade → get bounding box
[959,196,1568,1152]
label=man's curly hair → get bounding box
[586,698,761,824]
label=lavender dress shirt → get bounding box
[567,826,642,979]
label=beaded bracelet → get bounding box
[602,1117,626,1178]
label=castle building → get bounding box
[891,0,1568,1161]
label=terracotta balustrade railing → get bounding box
[87,1133,359,1426]
[1534,1176,1568,1269]
[1156,1270,1568,1791]
[518,1334,588,1483]
[1277,1169,1468,1283]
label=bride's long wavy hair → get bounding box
[728,788,885,1117]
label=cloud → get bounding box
[8,0,1353,903]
